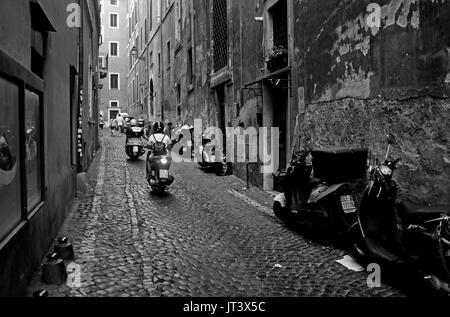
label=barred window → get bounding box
[212,0,228,72]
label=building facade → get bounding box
[128,0,449,206]
[0,0,100,296]
[99,0,129,122]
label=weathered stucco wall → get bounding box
[294,0,450,205]
[298,96,450,205]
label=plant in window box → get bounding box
[265,46,288,73]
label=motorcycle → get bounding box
[125,125,146,161]
[355,134,450,293]
[273,148,368,239]
[146,143,174,194]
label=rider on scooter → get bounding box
[147,121,172,155]
[146,121,173,187]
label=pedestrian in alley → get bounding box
[110,118,117,137]
[116,114,125,137]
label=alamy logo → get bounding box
[171,119,280,174]
[366,3,381,28]
[66,3,81,28]
[367,263,381,288]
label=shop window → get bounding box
[0,77,22,240]
[25,90,42,211]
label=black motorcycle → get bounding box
[273,148,368,239]
[125,126,146,161]
[355,134,450,293]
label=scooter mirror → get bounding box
[387,133,396,145]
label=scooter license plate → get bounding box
[340,195,356,214]
[133,146,139,153]
[160,170,169,179]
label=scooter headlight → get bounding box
[160,158,168,165]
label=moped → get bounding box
[273,148,368,239]
[355,134,450,293]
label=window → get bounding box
[270,0,288,49]
[128,16,132,38]
[158,52,161,75]
[136,73,140,104]
[150,51,154,68]
[110,42,118,57]
[110,101,119,108]
[0,76,22,240]
[144,19,148,43]
[148,0,153,31]
[110,0,118,6]
[175,0,182,43]
[176,83,181,117]
[25,90,42,211]
[212,0,228,72]
[187,47,193,85]
[110,73,119,90]
[110,13,118,28]
[167,41,171,66]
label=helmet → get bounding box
[153,121,165,134]
[130,119,137,127]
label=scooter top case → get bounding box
[311,148,369,185]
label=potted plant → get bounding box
[266,45,288,72]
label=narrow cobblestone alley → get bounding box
[26,132,405,297]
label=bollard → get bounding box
[54,237,75,261]
[41,253,67,285]
[33,290,49,298]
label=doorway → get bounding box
[262,74,288,192]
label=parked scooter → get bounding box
[273,148,368,238]
[125,121,146,161]
[196,132,231,176]
[355,134,450,293]
[146,139,174,194]
[172,124,194,157]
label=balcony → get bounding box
[99,52,109,79]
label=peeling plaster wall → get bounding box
[298,97,450,205]
[293,0,450,205]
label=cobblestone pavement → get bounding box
[26,131,408,297]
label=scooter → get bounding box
[146,147,175,194]
[273,148,368,238]
[355,134,450,293]
[125,125,146,161]
[172,124,194,157]
[196,132,231,176]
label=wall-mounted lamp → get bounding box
[255,17,263,22]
